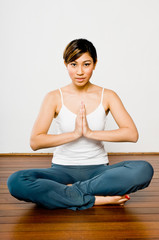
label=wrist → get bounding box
[85,129,93,139]
[73,130,81,140]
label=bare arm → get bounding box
[30,91,81,151]
[83,90,139,142]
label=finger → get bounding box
[80,101,84,110]
[83,107,87,119]
[79,108,83,118]
[79,102,83,114]
[80,101,85,117]
[78,103,83,116]
[82,103,86,115]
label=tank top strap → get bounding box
[59,88,64,105]
[100,88,104,104]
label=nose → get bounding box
[77,65,84,75]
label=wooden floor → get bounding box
[0,154,159,240]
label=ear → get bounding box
[64,61,68,67]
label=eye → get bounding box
[84,63,91,67]
[70,63,76,67]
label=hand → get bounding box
[74,103,83,138]
[74,101,92,139]
[81,101,92,138]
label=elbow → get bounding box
[30,144,38,151]
[30,137,39,151]
[131,129,139,143]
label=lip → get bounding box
[76,78,85,82]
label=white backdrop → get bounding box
[0,0,159,153]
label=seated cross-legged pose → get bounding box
[7,39,154,210]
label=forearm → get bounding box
[87,127,139,143]
[30,131,79,151]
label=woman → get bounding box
[7,39,154,210]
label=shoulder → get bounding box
[45,89,61,100]
[93,85,117,97]
[103,88,120,101]
[42,89,61,107]
[103,88,127,116]
[102,88,123,110]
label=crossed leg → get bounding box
[71,160,154,207]
[7,160,154,210]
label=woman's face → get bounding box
[65,52,96,87]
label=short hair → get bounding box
[63,38,97,64]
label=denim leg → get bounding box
[73,161,154,196]
[7,168,95,210]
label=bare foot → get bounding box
[67,184,72,186]
[94,195,130,206]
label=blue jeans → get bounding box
[7,160,154,210]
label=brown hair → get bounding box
[63,39,97,64]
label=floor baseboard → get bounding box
[0,152,159,156]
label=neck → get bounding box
[70,82,93,93]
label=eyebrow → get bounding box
[73,60,92,63]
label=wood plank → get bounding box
[0,221,159,232]
[0,230,159,240]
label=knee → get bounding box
[7,170,24,197]
[124,160,154,186]
[137,161,154,184]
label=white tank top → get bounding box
[52,88,108,165]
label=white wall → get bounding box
[0,0,159,153]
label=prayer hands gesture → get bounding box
[74,101,92,138]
